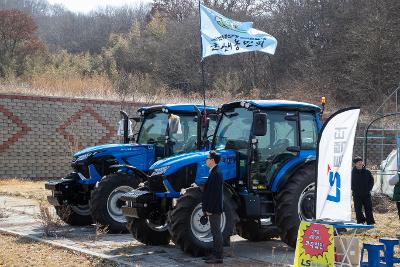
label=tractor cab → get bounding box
[136,104,218,160]
[214,100,321,191]
[121,99,323,253]
[45,103,217,233]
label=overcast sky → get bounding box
[47,0,152,13]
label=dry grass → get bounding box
[0,178,48,202]
[30,73,116,99]
[0,74,296,106]
[89,223,109,243]
[0,203,7,219]
[37,201,67,237]
[0,77,239,105]
[0,233,117,267]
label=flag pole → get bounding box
[199,0,207,144]
[199,1,206,108]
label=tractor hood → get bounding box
[149,150,237,183]
[150,151,209,176]
[74,143,153,157]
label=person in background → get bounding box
[351,157,375,225]
[389,172,400,219]
[202,150,224,264]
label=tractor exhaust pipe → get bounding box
[120,110,129,144]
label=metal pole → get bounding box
[199,0,206,108]
[199,0,207,145]
[201,60,206,107]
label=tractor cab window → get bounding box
[204,114,218,144]
[137,112,169,158]
[214,107,252,151]
[300,112,318,149]
[168,114,198,154]
[254,111,298,185]
[214,107,253,178]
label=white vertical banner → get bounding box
[316,108,360,221]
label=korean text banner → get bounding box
[294,222,334,267]
[200,4,277,59]
[316,108,360,221]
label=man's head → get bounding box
[353,156,364,170]
[206,150,220,168]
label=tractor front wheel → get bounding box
[90,173,141,233]
[168,187,239,256]
[126,217,171,245]
[55,204,92,226]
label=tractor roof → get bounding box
[221,100,321,112]
[138,104,217,114]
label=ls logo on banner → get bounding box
[327,164,341,203]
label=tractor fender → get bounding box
[272,157,316,192]
[111,164,149,181]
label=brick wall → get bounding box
[1,94,392,178]
[0,94,148,178]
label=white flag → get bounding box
[200,4,277,59]
[316,108,360,221]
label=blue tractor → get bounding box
[121,100,322,254]
[45,104,217,233]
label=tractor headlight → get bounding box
[152,166,170,176]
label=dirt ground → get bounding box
[0,178,399,265]
[0,179,48,202]
[0,233,116,267]
[0,179,116,267]
[357,194,400,253]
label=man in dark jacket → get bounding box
[202,150,224,264]
[351,157,375,225]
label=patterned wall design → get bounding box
[0,94,391,178]
[0,94,147,178]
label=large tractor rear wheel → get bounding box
[126,217,171,245]
[236,219,279,242]
[168,187,239,256]
[55,204,92,226]
[275,163,316,248]
[90,173,141,233]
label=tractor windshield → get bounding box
[138,111,201,158]
[137,112,169,145]
[214,107,253,151]
[167,114,199,154]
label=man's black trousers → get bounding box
[209,213,223,259]
[353,193,375,225]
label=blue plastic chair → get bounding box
[379,237,400,267]
[360,242,385,267]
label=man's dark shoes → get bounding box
[205,257,223,264]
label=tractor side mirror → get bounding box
[253,113,267,136]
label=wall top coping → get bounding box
[0,93,152,107]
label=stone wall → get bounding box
[0,94,393,178]
[0,94,147,178]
